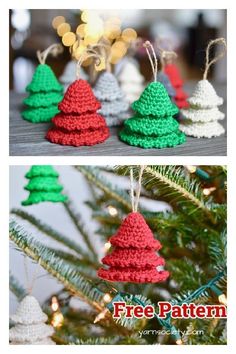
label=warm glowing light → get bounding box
[74,44,87,60]
[84,35,100,46]
[51,311,64,328]
[176,339,183,345]
[52,16,66,29]
[84,16,104,38]
[57,22,71,37]
[107,205,118,216]
[103,293,112,303]
[94,308,109,323]
[76,24,86,38]
[104,241,111,252]
[81,10,89,23]
[51,296,59,312]
[218,294,227,306]
[105,24,121,39]
[82,57,93,67]
[186,165,197,173]
[62,32,76,46]
[122,28,137,43]
[203,187,216,196]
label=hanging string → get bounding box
[24,255,40,294]
[143,41,158,82]
[36,43,63,65]
[76,49,102,79]
[203,38,227,80]
[155,39,177,68]
[129,165,146,212]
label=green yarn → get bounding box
[26,64,63,93]
[23,92,63,107]
[22,64,63,123]
[22,165,67,206]
[21,105,60,123]
[120,82,186,149]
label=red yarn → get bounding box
[46,79,110,146]
[164,63,189,109]
[98,212,169,283]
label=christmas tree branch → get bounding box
[11,208,90,259]
[63,199,98,262]
[9,219,104,311]
[9,272,27,300]
[75,166,131,210]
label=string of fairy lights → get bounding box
[52,10,138,70]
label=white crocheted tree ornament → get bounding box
[179,38,226,138]
[10,295,55,345]
[93,71,129,127]
[118,61,145,104]
[60,60,88,92]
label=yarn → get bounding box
[164,63,189,109]
[60,60,88,92]
[93,72,129,127]
[119,82,186,149]
[22,64,63,123]
[118,61,145,104]
[179,80,225,138]
[22,165,67,206]
[10,295,55,345]
[46,79,110,146]
[98,212,169,283]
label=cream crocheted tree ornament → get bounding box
[118,61,145,104]
[10,295,55,345]
[60,60,88,92]
[179,38,226,138]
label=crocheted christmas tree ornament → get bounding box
[60,60,88,92]
[98,212,169,283]
[119,82,186,149]
[21,165,67,206]
[179,79,225,138]
[164,63,189,109]
[93,72,129,127]
[9,295,55,345]
[118,61,145,104]
[22,64,63,123]
[46,79,110,146]
[156,72,176,99]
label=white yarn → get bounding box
[179,121,225,138]
[187,80,223,108]
[9,322,54,343]
[181,107,225,123]
[118,61,145,84]
[10,295,48,324]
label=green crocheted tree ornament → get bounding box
[22,165,67,206]
[119,41,186,149]
[22,44,64,123]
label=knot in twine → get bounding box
[203,37,227,80]
[37,43,63,65]
[130,165,146,212]
[143,41,158,82]
[76,48,103,79]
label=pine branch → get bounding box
[75,166,131,210]
[63,199,98,262]
[9,219,104,311]
[9,272,27,300]
[11,208,90,259]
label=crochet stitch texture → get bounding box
[46,79,110,146]
[98,212,169,283]
[164,63,189,109]
[22,165,67,206]
[22,64,63,123]
[10,295,55,345]
[119,82,186,149]
[93,72,129,127]
[179,79,225,138]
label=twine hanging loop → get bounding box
[36,43,63,65]
[130,165,146,212]
[203,37,227,80]
[143,41,158,82]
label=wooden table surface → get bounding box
[9,82,227,156]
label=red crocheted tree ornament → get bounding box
[46,79,110,146]
[98,212,169,283]
[164,63,189,109]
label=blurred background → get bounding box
[9,9,227,93]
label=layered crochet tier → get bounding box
[119,82,186,149]
[46,79,110,146]
[179,80,225,138]
[22,165,67,206]
[93,72,129,127]
[118,61,145,104]
[98,212,169,283]
[164,63,189,109]
[22,64,63,123]
[10,295,55,345]
[60,60,88,92]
